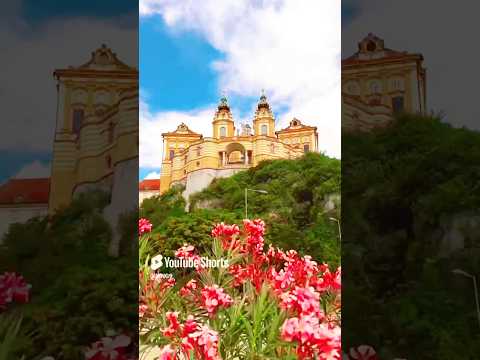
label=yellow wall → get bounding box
[50,81,138,211]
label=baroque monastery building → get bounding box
[342,33,426,131]
[160,93,318,199]
[49,45,138,213]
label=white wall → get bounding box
[0,206,48,242]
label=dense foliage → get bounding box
[0,191,137,360]
[342,114,480,359]
[141,152,341,266]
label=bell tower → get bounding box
[212,95,235,139]
[253,91,275,137]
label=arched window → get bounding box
[220,126,226,138]
[261,124,268,135]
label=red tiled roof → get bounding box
[0,178,50,205]
[139,179,160,191]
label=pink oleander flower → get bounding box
[313,265,341,294]
[189,325,221,360]
[158,313,221,360]
[243,219,265,255]
[138,218,152,236]
[200,284,233,316]
[269,267,295,294]
[211,222,241,250]
[179,279,198,297]
[280,286,323,318]
[175,244,195,258]
[243,219,265,237]
[0,272,31,307]
[348,345,377,360]
[158,344,177,360]
[139,304,148,318]
[175,244,204,271]
[162,311,182,337]
[84,334,131,360]
[281,314,340,360]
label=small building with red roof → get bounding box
[139,178,160,205]
[0,178,50,240]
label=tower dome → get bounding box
[212,93,235,138]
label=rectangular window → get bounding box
[169,149,175,160]
[220,127,226,138]
[72,109,84,136]
[304,144,309,153]
[392,96,404,114]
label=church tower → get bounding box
[212,95,235,138]
[253,91,275,137]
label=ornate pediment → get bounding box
[75,44,135,71]
[177,123,190,133]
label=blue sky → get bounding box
[139,17,221,179]
[140,18,220,113]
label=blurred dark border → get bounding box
[342,1,480,359]
[0,1,139,359]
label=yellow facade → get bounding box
[342,33,426,131]
[49,45,138,211]
[160,94,318,194]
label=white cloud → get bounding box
[342,0,480,130]
[140,0,341,158]
[13,161,51,179]
[144,171,161,179]
[140,95,216,168]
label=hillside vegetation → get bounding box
[343,114,480,359]
[141,152,341,266]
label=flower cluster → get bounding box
[280,286,323,318]
[159,311,221,360]
[200,284,233,316]
[138,218,152,236]
[281,315,340,360]
[0,272,31,311]
[211,222,240,250]
[179,279,198,298]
